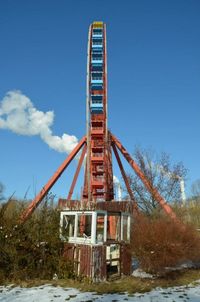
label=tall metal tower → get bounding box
[20,20,177,225]
[83,21,114,203]
[19,22,178,280]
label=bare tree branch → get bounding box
[123,147,187,215]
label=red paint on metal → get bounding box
[67,144,87,200]
[20,136,86,223]
[112,142,138,212]
[111,132,178,221]
[83,24,114,203]
[20,22,179,226]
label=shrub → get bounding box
[131,214,200,274]
[173,200,200,228]
[58,257,75,279]
[0,197,74,282]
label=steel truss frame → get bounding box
[20,132,177,223]
[20,22,177,223]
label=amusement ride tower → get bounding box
[20,22,177,281]
[83,21,114,203]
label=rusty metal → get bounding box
[111,132,178,221]
[20,22,178,224]
[59,199,135,214]
[63,242,131,280]
[83,23,114,203]
[112,142,138,212]
[67,144,87,200]
[20,136,86,223]
[120,243,132,275]
[63,243,107,281]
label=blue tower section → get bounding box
[90,26,104,114]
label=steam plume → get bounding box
[0,90,78,153]
[113,175,120,184]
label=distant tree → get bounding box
[0,182,5,202]
[191,179,200,200]
[126,147,187,215]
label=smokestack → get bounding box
[113,175,122,201]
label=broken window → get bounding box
[96,214,105,243]
[61,215,75,239]
[77,214,92,238]
[107,214,121,241]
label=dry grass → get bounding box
[3,269,200,294]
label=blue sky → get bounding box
[0,0,199,200]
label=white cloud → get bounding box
[0,90,78,154]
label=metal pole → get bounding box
[20,136,86,223]
[111,133,178,221]
[67,144,87,200]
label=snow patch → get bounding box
[132,268,154,279]
[1,282,200,302]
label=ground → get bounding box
[1,282,200,301]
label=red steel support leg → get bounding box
[67,144,87,200]
[20,136,86,223]
[112,143,138,211]
[111,133,177,221]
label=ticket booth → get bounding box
[59,200,133,281]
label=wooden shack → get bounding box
[59,200,133,281]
